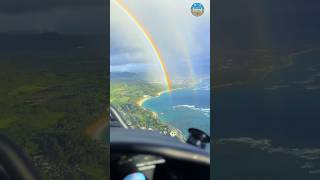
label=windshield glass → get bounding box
[110,0,210,151]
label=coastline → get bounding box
[136,95,152,106]
[135,87,186,141]
[136,87,183,107]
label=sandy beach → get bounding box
[137,88,183,107]
[136,95,152,106]
[157,87,184,96]
[135,88,189,141]
[157,90,168,96]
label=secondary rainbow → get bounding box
[113,0,172,91]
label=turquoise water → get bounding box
[142,81,210,139]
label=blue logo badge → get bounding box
[191,3,205,17]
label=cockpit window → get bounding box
[110,0,210,151]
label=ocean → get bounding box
[212,50,320,179]
[214,49,320,148]
[142,79,210,150]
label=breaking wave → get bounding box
[173,105,210,117]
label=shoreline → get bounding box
[136,87,184,107]
[157,87,184,96]
[136,95,152,106]
[135,87,188,141]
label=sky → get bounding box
[2,0,319,78]
[0,0,107,34]
[110,0,210,84]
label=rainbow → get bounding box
[113,0,172,91]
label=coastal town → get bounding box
[110,81,185,141]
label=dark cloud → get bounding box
[0,0,104,15]
[0,0,107,34]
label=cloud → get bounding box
[0,0,104,15]
[0,1,106,34]
[110,0,210,79]
[110,51,151,65]
[111,63,157,73]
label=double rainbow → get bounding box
[113,0,172,91]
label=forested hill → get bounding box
[0,32,108,179]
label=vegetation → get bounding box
[110,79,184,140]
[0,47,107,179]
